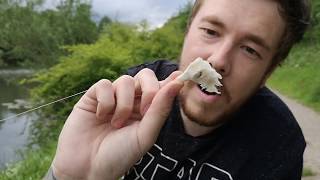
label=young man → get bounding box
[46,0,310,179]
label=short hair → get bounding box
[187,0,311,71]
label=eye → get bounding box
[199,27,219,38]
[241,46,262,60]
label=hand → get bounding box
[51,69,183,180]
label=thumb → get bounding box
[137,79,184,152]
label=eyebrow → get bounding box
[201,16,226,29]
[200,16,272,52]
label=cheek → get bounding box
[229,60,269,96]
[234,55,270,81]
[229,68,266,100]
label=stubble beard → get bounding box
[178,94,235,128]
[178,84,262,128]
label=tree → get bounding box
[0,0,99,68]
[98,16,112,33]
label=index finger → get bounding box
[137,78,184,152]
[134,68,160,115]
[159,71,183,88]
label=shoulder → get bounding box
[126,59,178,80]
[238,87,305,149]
[250,87,300,131]
[234,87,306,177]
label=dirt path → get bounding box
[275,91,320,179]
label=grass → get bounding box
[0,142,56,180]
[268,44,320,112]
[303,167,316,177]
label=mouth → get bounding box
[197,84,222,96]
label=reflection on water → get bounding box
[0,72,35,170]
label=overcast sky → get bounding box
[44,0,193,28]
[92,0,192,28]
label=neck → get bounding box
[180,108,221,137]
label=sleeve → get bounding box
[237,90,306,180]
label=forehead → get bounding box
[194,0,285,50]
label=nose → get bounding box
[206,42,233,76]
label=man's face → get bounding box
[179,0,285,126]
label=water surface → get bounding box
[0,70,34,170]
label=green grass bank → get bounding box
[0,143,56,179]
[268,44,320,112]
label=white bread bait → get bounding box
[177,57,223,94]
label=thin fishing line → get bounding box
[0,90,88,122]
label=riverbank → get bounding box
[0,69,65,178]
[0,142,56,179]
[0,71,35,171]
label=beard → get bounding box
[178,82,262,128]
[179,95,235,127]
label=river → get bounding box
[0,70,35,170]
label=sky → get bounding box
[92,0,193,28]
[44,0,193,29]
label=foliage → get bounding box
[311,0,320,26]
[268,44,320,111]
[98,16,112,33]
[304,0,320,43]
[0,0,98,68]
[0,143,56,180]
[142,3,191,61]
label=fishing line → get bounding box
[0,90,88,122]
